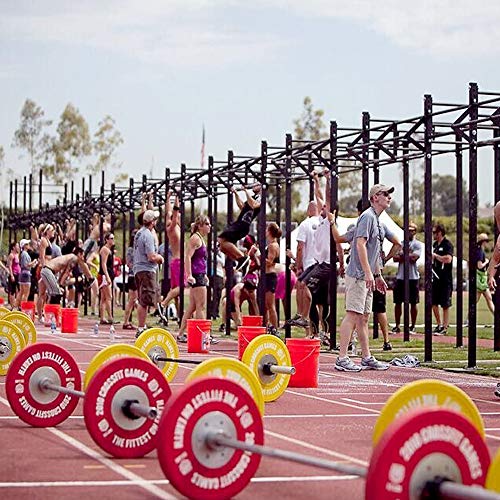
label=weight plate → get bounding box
[84,356,171,458]
[242,334,292,402]
[5,311,37,345]
[134,327,180,382]
[0,320,27,375]
[372,379,484,445]
[186,357,265,416]
[366,408,490,500]
[5,342,81,427]
[0,306,10,319]
[84,343,150,389]
[486,447,500,492]
[157,377,263,500]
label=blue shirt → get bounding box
[133,227,158,274]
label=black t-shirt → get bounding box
[433,237,453,284]
[236,195,261,225]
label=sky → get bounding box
[1,0,500,210]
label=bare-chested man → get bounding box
[37,248,93,320]
[83,213,112,260]
[159,192,182,316]
[488,201,500,293]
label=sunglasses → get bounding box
[204,222,211,226]
[377,191,391,197]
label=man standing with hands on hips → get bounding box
[134,209,164,339]
[335,184,394,372]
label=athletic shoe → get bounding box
[284,314,301,326]
[157,304,167,322]
[209,335,220,345]
[289,317,309,328]
[177,333,188,343]
[409,325,417,334]
[391,326,400,334]
[135,327,147,339]
[495,383,500,399]
[219,323,225,332]
[361,356,390,370]
[320,331,330,347]
[335,356,362,372]
[267,326,281,338]
[433,325,447,336]
[383,341,393,351]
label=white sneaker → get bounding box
[335,356,361,372]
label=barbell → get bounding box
[5,342,171,458]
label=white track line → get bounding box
[0,396,175,499]
[265,430,369,467]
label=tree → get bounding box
[293,97,327,141]
[42,103,92,184]
[11,98,52,179]
[89,115,124,175]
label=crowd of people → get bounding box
[1,178,499,374]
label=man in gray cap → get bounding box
[134,209,164,338]
[335,183,395,372]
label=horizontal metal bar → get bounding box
[128,401,157,420]
[437,480,500,500]
[41,379,85,399]
[151,355,202,365]
[267,364,296,376]
[205,431,367,477]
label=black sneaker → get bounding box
[433,325,446,336]
[383,341,393,351]
[391,326,400,334]
[267,325,280,338]
[135,327,147,339]
[219,323,225,332]
[495,383,500,399]
[409,325,417,334]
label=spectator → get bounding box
[7,242,21,309]
[392,222,422,334]
[488,201,500,292]
[431,223,453,335]
[18,239,37,308]
[476,233,494,316]
[99,232,116,325]
[209,245,225,320]
[221,273,259,328]
[123,230,138,330]
[264,222,281,334]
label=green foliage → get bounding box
[41,103,92,184]
[89,115,124,175]
[293,96,327,141]
[11,98,52,179]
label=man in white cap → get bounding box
[335,183,394,372]
[134,209,164,338]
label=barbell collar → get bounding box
[121,399,158,420]
[205,431,367,478]
[40,378,85,399]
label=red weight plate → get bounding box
[157,377,264,500]
[365,408,491,500]
[5,342,81,427]
[83,356,171,458]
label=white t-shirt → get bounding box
[314,216,331,265]
[296,216,321,270]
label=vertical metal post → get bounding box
[162,169,170,298]
[14,179,18,243]
[493,121,500,351]
[38,169,43,211]
[455,133,464,348]
[29,174,33,214]
[179,164,187,325]
[328,121,339,348]
[224,151,234,335]
[372,143,380,341]
[9,181,13,244]
[402,140,410,342]
[207,161,214,318]
[423,94,434,362]
[284,134,293,339]
[467,82,479,369]
[361,112,370,208]
[275,180,282,323]
[258,141,268,322]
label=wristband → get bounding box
[173,206,180,211]
[373,273,381,278]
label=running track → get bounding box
[1,320,499,499]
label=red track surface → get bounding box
[1,317,499,499]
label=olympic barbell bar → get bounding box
[157,377,500,500]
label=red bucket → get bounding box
[44,304,61,327]
[0,297,4,305]
[286,338,320,388]
[20,301,36,321]
[61,308,79,334]
[187,319,212,353]
[241,315,263,327]
[238,326,266,360]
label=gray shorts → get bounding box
[40,267,62,297]
[345,275,372,315]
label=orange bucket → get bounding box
[286,338,320,388]
[61,308,79,334]
[237,326,266,360]
[20,301,36,321]
[44,304,61,327]
[187,319,212,353]
[241,315,263,327]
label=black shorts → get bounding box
[298,264,316,283]
[189,273,208,288]
[8,275,20,295]
[265,273,277,293]
[218,222,250,244]
[432,280,452,308]
[128,275,137,291]
[393,279,420,305]
[303,262,331,295]
[372,290,386,313]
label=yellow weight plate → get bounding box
[0,319,27,375]
[5,311,37,345]
[372,379,484,445]
[0,307,10,319]
[486,447,500,492]
[135,327,179,382]
[186,357,265,415]
[242,334,292,403]
[84,343,150,388]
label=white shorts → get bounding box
[345,275,372,315]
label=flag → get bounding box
[200,124,205,168]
